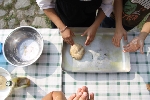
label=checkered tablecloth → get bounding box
[62,30,150,100]
[0,29,63,100]
[1,28,150,100]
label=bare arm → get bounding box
[43,8,66,30]
[92,8,106,29]
[112,0,127,47]
[139,15,150,40]
[82,8,106,45]
[114,0,123,28]
[123,15,150,54]
[43,8,74,45]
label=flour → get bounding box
[18,39,39,61]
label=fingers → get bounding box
[68,93,76,100]
[64,38,74,46]
[81,86,89,100]
[140,45,144,54]
[85,36,94,46]
[73,92,82,100]
[77,88,82,93]
[71,31,75,37]
[89,93,94,100]
[123,44,139,52]
[124,34,127,40]
[112,37,121,47]
[81,32,86,36]
[79,92,88,100]
[123,44,130,48]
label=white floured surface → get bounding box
[62,29,130,73]
[18,39,39,61]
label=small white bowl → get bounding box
[0,67,13,100]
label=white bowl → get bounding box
[0,67,13,100]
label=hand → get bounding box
[61,28,75,45]
[112,27,127,47]
[42,91,67,100]
[123,36,144,54]
[81,26,97,46]
[68,86,94,100]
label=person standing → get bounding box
[101,0,150,54]
[36,0,113,46]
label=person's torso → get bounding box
[112,0,150,28]
[55,0,102,27]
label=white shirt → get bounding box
[36,0,113,17]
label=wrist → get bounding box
[139,32,149,40]
[116,23,123,29]
[59,26,67,33]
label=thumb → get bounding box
[124,34,127,40]
[90,93,94,100]
[81,32,87,36]
[140,45,144,54]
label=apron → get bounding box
[51,0,102,28]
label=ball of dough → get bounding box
[70,43,85,60]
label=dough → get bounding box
[70,43,85,60]
[0,75,7,90]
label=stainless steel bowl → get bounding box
[3,26,43,67]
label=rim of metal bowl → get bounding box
[2,26,44,67]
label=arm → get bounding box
[139,15,150,40]
[112,0,127,47]
[82,0,113,46]
[123,15,150,54]
[114,0,123,30]
[36,0,74,45]
[43,8,66,31]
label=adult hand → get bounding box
[123,36,144,54]
[68,86,94,100]
[112,27,127,47]
[61,28,75,45]
[81,27,97,46]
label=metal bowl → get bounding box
[3,26,43,67]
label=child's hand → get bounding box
[81,26,97,46]
[61,28,75,46]
[112,27,127,47]
[123,36,144,54]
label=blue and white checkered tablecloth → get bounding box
[0,28,150,100]
[62,29,150,100]
[0,29,63,100]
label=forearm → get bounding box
[139,15,150,40]
[43,8,66,30]
[114,0,123,28]
[92,8,106,28]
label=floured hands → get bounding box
[123,36,144,54]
